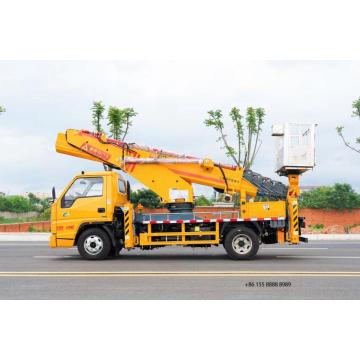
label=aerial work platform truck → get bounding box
[49,123,316,260]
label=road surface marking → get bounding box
[31,248,329,258]
[263,247,328,250]
[277,256,360,259]
[309,242,360,245]
[33,255,77,258]
[1,271,360,277]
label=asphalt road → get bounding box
[1,234,360,299]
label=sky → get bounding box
[0,61,359,196]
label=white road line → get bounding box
[277,255,360,259]
[309,240,360,246]
[263,247,328,250]
[33,255,77,258]
[1,271,360,277]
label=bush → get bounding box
[309,224,324,231]
[0,195,34,213]
[299,183,360,210]
[0,193,50,213]
[28,225,37,232]
[195,195,213,206]
[37,208,51,220]
[130,189,161,208]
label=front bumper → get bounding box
[49,234,57,248]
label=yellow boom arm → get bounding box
[56,129,258,204]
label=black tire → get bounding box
[223,227,259,260]
[77,228,112,260]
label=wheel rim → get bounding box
[84,235,104,256]
[232,233,253,255]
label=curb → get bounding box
[305,234,360,241]
[0,233,50,241]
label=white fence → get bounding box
[0,211,39,219]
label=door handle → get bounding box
[97,208,105,213]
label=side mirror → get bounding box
[52,186,56,202]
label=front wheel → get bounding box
[223,227,259,260]
[77,228,112,260]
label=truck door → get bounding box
[56,176,107,240]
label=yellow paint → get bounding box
[56,129,258,204]
[50,171,125,249]
[1,271,360,278]
[124,204,136,248]
[277,229,285,244]
[287,174,300,244]
[247,201,286,218]
[49,235,56,248]
[56,239,75,247]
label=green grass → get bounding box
[0,215,50,224]
[309,224,324,231]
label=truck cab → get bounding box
[50,171,130,255]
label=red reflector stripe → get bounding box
[143,217,284,225]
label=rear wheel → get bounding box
[77,228,112,260]
[223,227,259,260]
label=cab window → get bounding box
[118,179,126,194]
[61,177,103,208]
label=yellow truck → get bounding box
[49,124,316,260]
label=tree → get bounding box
[107,106,137,141]
[107,106,123,140]
[130,189,161,208]
[299,183,360,210]
[27,193,50,212]
[0,106,5,115]
[336,97,360,154]
[195,195,213,206]
[204,106,265,169]
[0,195,34,213]
[28,192,41,205]
[91,101,105,133]
[0,193,51,213]
[121,107,137,141]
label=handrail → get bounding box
[143,210,241,221]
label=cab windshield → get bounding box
[61,177,103,208]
